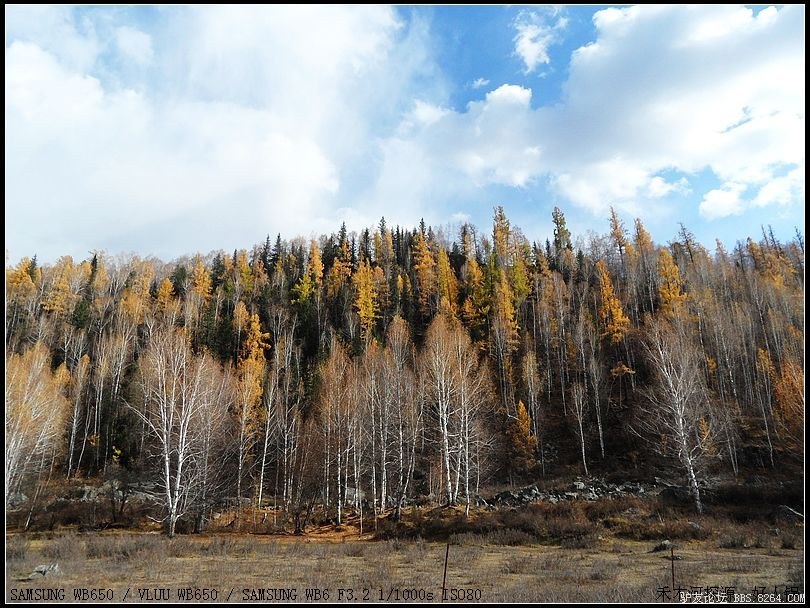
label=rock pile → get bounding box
[488,477,652,507]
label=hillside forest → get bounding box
[5,206,804,536]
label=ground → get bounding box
[6,527,804,603]
[6,478,805,602]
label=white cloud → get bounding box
[554,5,803,216]
[752,166,805,208]
[699,183,746,220]
[513,10,567,73]
[379,4,804,223]
[5,5,101,71]
[647,176,689,198]
[115,26,153,65]
[410,100,449,127]
[5,6,804,261]
[5,6,443,261]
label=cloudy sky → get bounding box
[5,5,805,262]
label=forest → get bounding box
[5,206,804,537]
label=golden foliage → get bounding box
[353,259,378,342]
[772,358,804,454]
[190,257,212,301]
[412,231,437,316]
[326,242,352,299]
[507,401,537,477]
[242,312,270,362]
[492,268,519,351]
[437,247,458,316]
[657,249,687,318]
[610,362,635,377]
[155,278,175,314]
[7,258,37,302]
[596,260,630,344]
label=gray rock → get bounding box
[651,540,673,553]
[78,486,98,502]
[128,491,158,503]
[32,564,61,577]
[7,492,28,509]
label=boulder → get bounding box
[32,564,61,577]
[6,492,28,509]
[651,540,673,553]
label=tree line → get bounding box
[5,207,804,533]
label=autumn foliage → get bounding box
[5,207,804,525]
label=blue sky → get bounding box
[5,5,805,262]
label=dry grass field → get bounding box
[7,484,804,602]
[6,523,803,603]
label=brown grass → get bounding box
[5,529,803,603]
[6,487,804,602]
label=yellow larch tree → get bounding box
[326,241,352,300]
[772,358,804,456]
[657,249,687,319]
[41,258,76,317]
[292,239,324,306]
[186,257,212,331]
[437,247,458,316]
[233,311,270,507]
[491,268,519,414]
[412,231,437,317]
[461,254,488,343]
[353,258,378,343]
[155,277,179,324]
[596,260,631,345]
[506,400,537,480]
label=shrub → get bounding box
[781,532,800,550]
[85,534,165,562]
[485,528,535,546]
[7,535,30,561]
[42,534,84,561]
[589,559,618,580]
[561,534,599,550]
[717,534,748,549]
